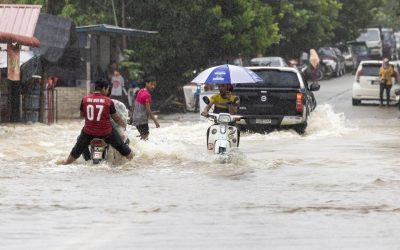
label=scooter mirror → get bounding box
[203,96,210,105]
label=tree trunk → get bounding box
[46,0,57,15]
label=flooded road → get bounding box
[1,74,400,249]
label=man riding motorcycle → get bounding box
[201,84,239,116]
[59,79,133,165]
[81,83,130,161]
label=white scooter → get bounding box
[203,97,241,155]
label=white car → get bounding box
[352,60,400,105]
[356,28,383,58]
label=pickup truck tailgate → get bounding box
[235,88,299,116]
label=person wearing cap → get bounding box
[59,79,134,165]
[131,76,160,140]
[379,58,394,106]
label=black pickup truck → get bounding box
[233,66,320,134]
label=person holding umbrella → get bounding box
[201,84,239,116]
[192,64,262,117]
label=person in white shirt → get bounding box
[110,70,128,103]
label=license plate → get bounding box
[93,152,102,159]
[256,119,272,124]
[371,80,381,85]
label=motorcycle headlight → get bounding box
[218,114,231,123]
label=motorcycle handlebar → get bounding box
[205,113,242,120]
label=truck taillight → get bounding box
[356,69,363,83]
[296,92,304,113]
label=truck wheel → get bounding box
[294,122,307,134]
[352,98,361,106]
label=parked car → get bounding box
[381,28,397,59]
[352,60,400,105]
[250,57,288,67]
[234,66,320,134]
[341,45,354,71]
[348,41,370,74]
[356,28,383,59]
[318,47,345,77]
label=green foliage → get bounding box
[370,0,400,29]
[109,0,280,99]
[267,0,342,58]
[334,0,385,43]
[59,0,113,25]
[119,49,144,81]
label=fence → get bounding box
[21,88,57,124]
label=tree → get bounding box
[123,0,280,99]
[333,0,385,44]
[369,0,400,29]
[266,0,342,58]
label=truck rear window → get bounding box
[240,70,300,88]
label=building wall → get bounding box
[56,87,87,119]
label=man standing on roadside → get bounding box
[132,76,160,140]
[379,58,394,106]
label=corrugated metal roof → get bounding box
[0,4,41,37]
[76,24,158,37]
[0,4,41,47]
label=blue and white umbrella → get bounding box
[191,64,263,84]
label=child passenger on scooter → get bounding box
[201,84,239,117]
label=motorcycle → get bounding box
[202,97,241,155]
[85,136,130,165]
[89,138,109,164]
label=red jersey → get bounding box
[80,93,116,136]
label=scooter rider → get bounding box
[81,82,130,161]
[201,84,239,116]
[59,79,133,165]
